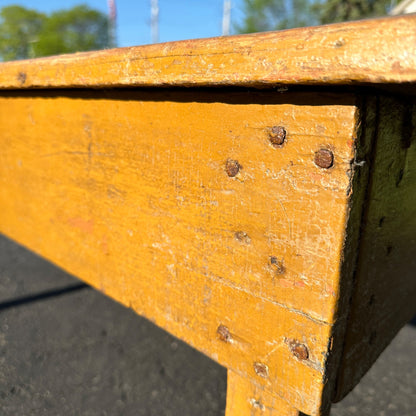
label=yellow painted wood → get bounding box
[1,16,414,416]
[0,15,415,90]
[0,89,360,415]
[226,370,299,416]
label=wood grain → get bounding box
[0,15,415,90]
[0,89,360,415]
[226,370,300,416]
[1,15,415,414]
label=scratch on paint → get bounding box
[276,196,292,240]
[40,150,112,158]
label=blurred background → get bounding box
[0,0,415,61]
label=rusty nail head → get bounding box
[217,324,232,342]
[270,256,285,275]
[314,149,334,169]
[269,126,286,147]
[253,362,269,378]
[225,159,241,177]
[288,340,309,361]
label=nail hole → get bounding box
[253,362,269,378]
[234,231,251,245]
[269,256,285,275]
[378,217,385,228]
[17,72,26,84]
[334,38,345,48]
[250,399,265,411]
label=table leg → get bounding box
[225,370,300,416]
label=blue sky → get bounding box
[0,0,245,47]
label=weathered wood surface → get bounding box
[226,370,300,415]
[0,89,360,415]
[334,95,416,401]
[0,15,415,90]
[0,15,415,416]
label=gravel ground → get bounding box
[0,234,415,416]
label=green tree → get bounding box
[235,0,319,33]
[0,6,46,61]
[34,5,109,57]
[0,4,110,61]
[236,0,394,34]
[317,0,392,24]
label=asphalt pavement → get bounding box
[0,234,415,416]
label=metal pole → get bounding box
[222,0,231,36]
[108,0,117,48]
[151,0,159,43]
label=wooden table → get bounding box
[0,14,415,416]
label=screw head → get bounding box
[269,126,286,147]
[314,149,334,169]
[225,159,241,177]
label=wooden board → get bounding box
[0,15,415,90]
[334,95,416,401]
[0,89,360,415]
[1,15,415,416]
[226,370,300,415]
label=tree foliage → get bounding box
[0,6,46,61]
[317,0,392,24]
[34,5,109,57]
[236,0,318,33]
[0,4,110,61]
[236,0,393,33]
